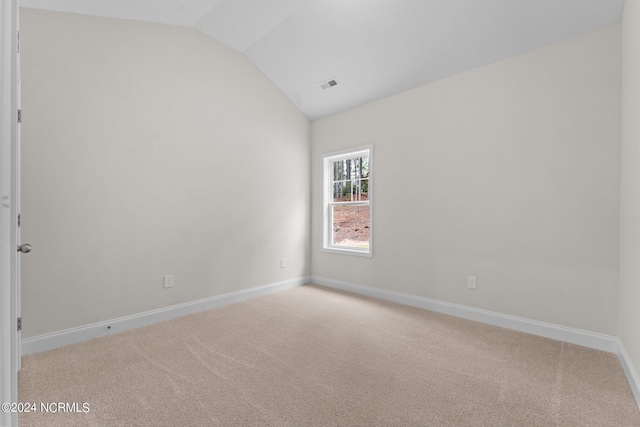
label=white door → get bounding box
[1,1,21,426]
[14,2,23,371]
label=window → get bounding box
[322,146,372,256]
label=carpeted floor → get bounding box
[18,285,640,426]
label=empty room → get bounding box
[2,0,640,426]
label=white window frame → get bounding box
[322,145,372,257]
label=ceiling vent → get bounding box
[320,77,338,90]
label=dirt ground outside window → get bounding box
[332,205,370,248]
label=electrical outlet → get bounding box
[467,276,477,289]
[281,259,286,268]
[164,275,174,288]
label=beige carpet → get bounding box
[19,285,640,426]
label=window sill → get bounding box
[321,247,372,258]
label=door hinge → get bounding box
[17,213,21,227]
[17,109,21,123]
[17,317,22,332]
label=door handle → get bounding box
[18,243,32,253]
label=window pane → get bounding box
[346,159,354,181]
[361,179,369,200]
[333,181,351,202]
[353,157,361,179]
[332,160,345,181]
[332,205,370,249]
[352,179,370,201]
[361,156,369,179]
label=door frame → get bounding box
[1,0,20,426]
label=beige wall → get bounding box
[312,24,621,335]
[621,0,640,378]
[20,8,625,343]
[20,9,311,338]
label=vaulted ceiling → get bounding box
[20,0,625,119]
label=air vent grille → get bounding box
[320,78,338,90]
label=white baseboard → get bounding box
[311,276,619,353]
[617,340,640,409]
[21,276,309,356]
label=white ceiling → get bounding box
[21,0,625,120]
